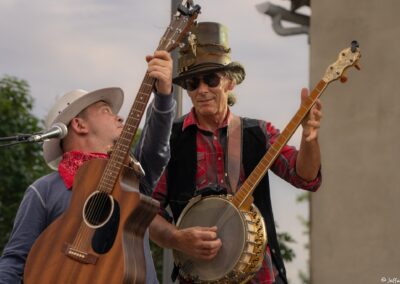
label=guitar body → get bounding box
[23,3,201,282]
[24,159,158,284]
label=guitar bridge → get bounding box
[62,243,98,265]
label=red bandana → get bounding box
[58,151,108,189]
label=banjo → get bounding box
[173,41,361,283]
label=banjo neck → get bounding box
[232,41,361,210]
[231,80,327,210]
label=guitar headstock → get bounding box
[322,40,361,83]
[158,0,201,52]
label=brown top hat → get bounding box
[173,22,245,88]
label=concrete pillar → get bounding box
[310,1,400,283]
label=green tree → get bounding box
[0,75,50,252]
[277,229,296,262]
[150,241,164,280]
[297,192,311,284]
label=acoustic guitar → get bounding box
[173,41,361,283]
[24,2,200,283]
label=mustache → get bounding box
[196,96,215,102]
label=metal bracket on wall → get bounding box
[256,1,310,36]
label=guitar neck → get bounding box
[77,2,200,195]
[232,80,327,209]
[97,73,155,194]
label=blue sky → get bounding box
[0,0,311,281]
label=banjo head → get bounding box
[174,195,248,282]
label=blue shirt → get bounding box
[0,95,176,283]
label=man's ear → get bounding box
[225,79,236,91]
[69,117,89,134]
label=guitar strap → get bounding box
[226,115,242,193]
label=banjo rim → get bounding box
[173,194,267,283]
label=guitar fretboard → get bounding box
[92,7,199,195]
[97,73,155,194]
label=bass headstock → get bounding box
[157,0,201,52]
[322,40,361,83]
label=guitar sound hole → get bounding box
[92,201,120,254]
[83,191,114,228]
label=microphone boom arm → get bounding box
[0,122,68,148]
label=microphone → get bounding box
[28,122,68,142]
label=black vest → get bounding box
[166,117,288,283]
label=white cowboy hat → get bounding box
[43,87,124,170]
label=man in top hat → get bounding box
[149,22,322,283]
[0,50,175,283]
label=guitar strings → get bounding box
[75,78,154,250]
[79,17,186,248]
[69,77,150,251]
[73,17,189,252]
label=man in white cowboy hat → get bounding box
[0,50,175,283]
[149,22,323,283]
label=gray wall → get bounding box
[310,0,400,283]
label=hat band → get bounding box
[179,53,231,74]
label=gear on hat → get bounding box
[173,22,245,88]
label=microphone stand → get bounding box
[0,134,37,147]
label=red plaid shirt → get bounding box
[152,108,321,283]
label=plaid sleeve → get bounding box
[265,121,322,192]
[151,170,174,222]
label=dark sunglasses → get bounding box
[184,73,222,91]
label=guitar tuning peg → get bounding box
[354,63,361,70]
[340,75,348,83]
